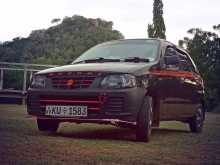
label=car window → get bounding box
[164,47,196,72]
[164,47,179,70]
[176,49,196,72]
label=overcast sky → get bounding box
[0,0,219,44]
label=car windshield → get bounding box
[73,39,160,63]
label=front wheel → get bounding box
[37,119,59,132]
[189,105,204,133]
[136,96,153,142]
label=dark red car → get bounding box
[27,39,205,142]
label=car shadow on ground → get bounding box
[45,125,190,142]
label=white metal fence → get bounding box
[0,62,58,103]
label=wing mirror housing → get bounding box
[164,55,179,65]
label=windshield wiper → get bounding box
[73,57,121,64]
[124,57,150,63]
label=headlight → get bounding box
[31,75,46,88]
[100,74,136,89]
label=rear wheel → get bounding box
[189,105,204,133]
[136,96,153,142]
[37,119,59,132]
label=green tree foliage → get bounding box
[148,0,166,39]
[3,71,24,90]
[0,15,124,65]
[51,18,61,24]
[179,26,220,110]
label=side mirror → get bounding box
[164,55,179,65]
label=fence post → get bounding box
[30,71,33,81]
[0,69,3,90]
[22,66,27,104]
[23,66,27,93]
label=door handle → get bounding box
[181,78,197,85]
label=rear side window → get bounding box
[176,49,196,73]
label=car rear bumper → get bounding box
[27,88,146,123]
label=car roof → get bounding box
[106,38,165,43]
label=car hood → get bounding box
[37,62,154,75]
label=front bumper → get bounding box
[27,88,145,123]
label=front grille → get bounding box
[39,95,103,112]
[48,72,99,89]
[30,94,125,114]
[105,96,124,112]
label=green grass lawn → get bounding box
[0,104,220,165]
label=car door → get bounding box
[175,50,204,118]
[153,46,203,120]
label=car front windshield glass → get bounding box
[73,39,160,63]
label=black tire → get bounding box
[189,105,204,133]
[37,119,59,132]
[136,96,153,142]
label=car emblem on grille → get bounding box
[67,79,75,86]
